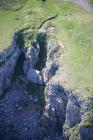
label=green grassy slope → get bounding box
[0,0,28,51]
[54,3,93,97]
[0,0,93,97]
[89,0,93,7]
[0,0,27,10]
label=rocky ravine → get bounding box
[0,27,93,140]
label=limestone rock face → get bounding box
[42,40,59,84]
[44,82,68,134]
[43,62,59,83]
[47,41,59,61]
[0,38,21,96]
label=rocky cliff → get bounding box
[0,35,23,97]
[0,27,93,140]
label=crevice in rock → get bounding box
[14,31,46,111]
[13,51,25,78]
[38,13,58,29]
[34,32,47,71]
[0,29,70,140]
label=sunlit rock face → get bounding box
[43,62,59,84]
[23,42,44,85]
[43,41,59,84]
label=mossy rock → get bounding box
[63,123,79,140]
[80,109,93,128]
[70,126,79,140]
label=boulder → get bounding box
[27,67,44,85]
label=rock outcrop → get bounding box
[27,67,44,85]
[0,36,23,97]
[23,41,44,85]
[44,82,68,137]
[23,33,47,85]
[0,28,93,140]
[23,41,40,74]
[43,40,59,84]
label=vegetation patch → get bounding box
[63,124,79,140]
[70,126,79,140]
[80,110,93,127]
[79,99,93,127]
[88,0,93,7]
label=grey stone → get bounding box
[47,41,59,61]
[44,82,68,133]
[43,62,59,83]
[27,67,44,85]
[0,37,21,96]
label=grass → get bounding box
[0,0,93,97]
[54,3,93,97]
[0,11,22,51]
[0,0,27,10]
[88,0,93,7]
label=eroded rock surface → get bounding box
[0,37,22,97]
[0,29,93,140]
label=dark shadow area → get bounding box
[35,33,47,71]
[27,81,45,111]
[15,30,25,49]
[37,0,47,3]
[13,31,26,78]
[13,52,25,78]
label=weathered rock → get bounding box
[27,67,44,85]
[44,82,68,134]
[42,40,60,85]
[43,62,59,83]
[0,28,93,140]
[0,37,22,96]
[47,41,59,61]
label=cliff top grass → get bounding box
[88,0,93,7]
[0,0,93,97]
[0,0,27,10]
